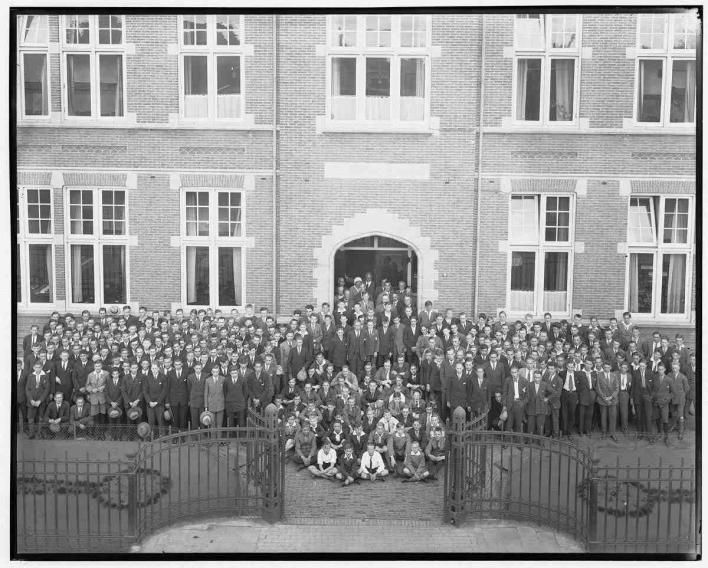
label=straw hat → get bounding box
[108,407,123,419]
[200,410,215,427]
[127,406,142,421]
[137,422,151,438]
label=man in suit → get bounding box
[618,312,635,349]
[105,367,124,439]
[204,365,226,432]
[166,359,190,430]
[418,301,437,330]
[248,360,274,414]
[502,366,529,434]
[86,360,108,425]
[640,331,662,361]
[71,351,92,402]
[70,394,93,437]
[320,314,336,360]
[483,351,505,404]
[346,321,367,378]
[447,361,470,417]
[545,361,564,438]
[403,316,422,366]
[23,324,42,355]
[469,363,489,418]
[560,361,579,437]
[631,359,654,440]
[224,365,249,427]
[526,371,551,437]
[288,335,312,381]
[16,358,27,433]
[121,362,143,427]
[53,350,74,403]
[596,362,619,441]
[652,362,673,445]
[26,361,50,438]
[667,360,690,441]
[143,363,167,428]
[616,362,632,435]
[576,360,597,436]
[187,361,207,431]
[43,391,70,439]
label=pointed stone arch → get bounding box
[312,208,439,306]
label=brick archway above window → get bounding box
[312,208,439,307]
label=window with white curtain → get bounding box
[180,15,244,120]
[626,195,693,318]
[326,14,431,124]
[62,15,125,118]
[65,188,129,307]
[19,15,49,118]
[181,189,245,307]
[508,194,574,316]
[17,186,55,306]
[513,14,580,124]
[635,12,697,125]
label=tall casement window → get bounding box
[65,188,129,306]
[17,186,55,307]
[626,196,693,318]
[507,194,575,315]
[62,15,125,118]
[18,15,50,118]
[635,12,697,125]
[180,15,244,120]
[513,14,581,124]
[326,14,432,124]
[180,188,245,307]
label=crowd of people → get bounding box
[17,273,696,484]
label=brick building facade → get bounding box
[14,12,697,343]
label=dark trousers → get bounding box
[376,353,392,368]
[618,391,630,432]
[146,404,164,428]
[505,400,525,433]
[561,391,578,434]
[579,403,594,434]
[600,404,617,435]
[171,404,189,429]
[348,358,364,377]
[550,407,561,436]
[636,396,653,436]
[527,413,545,436]
[27,403,45,434]
[190,406,204,430]
[16,402,26,431]
[226,408,247,428]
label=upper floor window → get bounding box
[514,14,581,124]
[179,15,244,121]
[635,12,697,125]
[18,15,49,118]
[17,186,55,306]
[326,14,431,124]
[62,15,125,118]
[626,195,693,318]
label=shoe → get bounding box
[610,435,617,443]
[664,436,670,447]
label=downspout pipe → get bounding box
[272,14,278,316]
[473,16,486,318]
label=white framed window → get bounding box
[62,15,126,118]
[65,188,130,307]
[634,12,696,125]
[507,194,575,316]
[626,195,693,318]
[18,15,50,118]
[180,188,245,308]
[326,14,432,125]
[179,15,245,121]
[17,186,56,307]
[513,14,581,124]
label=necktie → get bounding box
[641,372,645,389]
[570,374,575,391]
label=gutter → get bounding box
[473,15,486,317]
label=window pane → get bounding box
[516,58,541,120]
[28,244,53,303]
[331,57,356,120]
[673,12,698,49]
[638,14,666,49]
[331,15,357,47]
[543,251,568,312]
[670,60,696,123]
[550,15,577,49]
[184,15,207,46]
[663,198,689,244]
[216,15,240,46]
[400,58,425,121]
[26,188,51,234]
[365,15,391,47]
[628,253,654,313]
[65,15,90,44]
[217,56,241,119]
[186,246,210,305]
[67,54,91,116]
[69,190,93,234]
[366,58,390,120]
[184,56,208,118]
[515,14,544,50]
[509,196,538,242]
[185,191,209,236]
[217,192,242,237]
[628,197,655,242]
[103,245,126,304]
[99,54,124,117]
[71,244,94,304]
[98,14,122,44]
[400,15,427,47]
[544,195,570,242]
[23,53,48,116]
[23,15,48,44]
[102,190,126,235]
[549,59,574,121]
[660,254,686,314]
[510,251,536,311]
[637,60,663,122]
[218,247,242,306]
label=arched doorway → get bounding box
[334,235,418,294]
